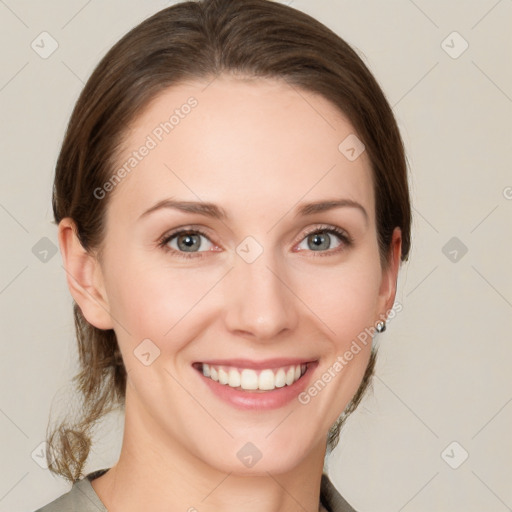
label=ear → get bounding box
[58,218,114,330]
[376,227,402,321]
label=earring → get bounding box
[376,320,386,333]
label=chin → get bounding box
[199,434,318,477]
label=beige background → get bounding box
[1,0,511,511]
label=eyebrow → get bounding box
[139,198,368,225]
[295,199,368,225]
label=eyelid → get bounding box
[157,225,217,251]
[158,223,353,258]
[293,224,352,246]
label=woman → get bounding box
[35,0,411,510]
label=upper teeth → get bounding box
[202,363,306,391]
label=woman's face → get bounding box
[73,75,401,474]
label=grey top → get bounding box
[34,468,357,512]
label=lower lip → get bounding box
[195,362,318,411]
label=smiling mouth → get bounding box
[192,362,311,392]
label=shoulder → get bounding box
[33,469,109,512]
[320,473,358,512]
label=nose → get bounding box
[222,249,299,341]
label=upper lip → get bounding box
[193,358,317,370]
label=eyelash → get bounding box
[157,224,353,260]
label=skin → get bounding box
[59,74,402,512]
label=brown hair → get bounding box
[48,0,411,482]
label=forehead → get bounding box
[107,75,375,225]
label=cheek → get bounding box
[297,256,382,343]
[104,243,382,355]
[105,257,222,342]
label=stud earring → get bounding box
[376,321,386,333]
